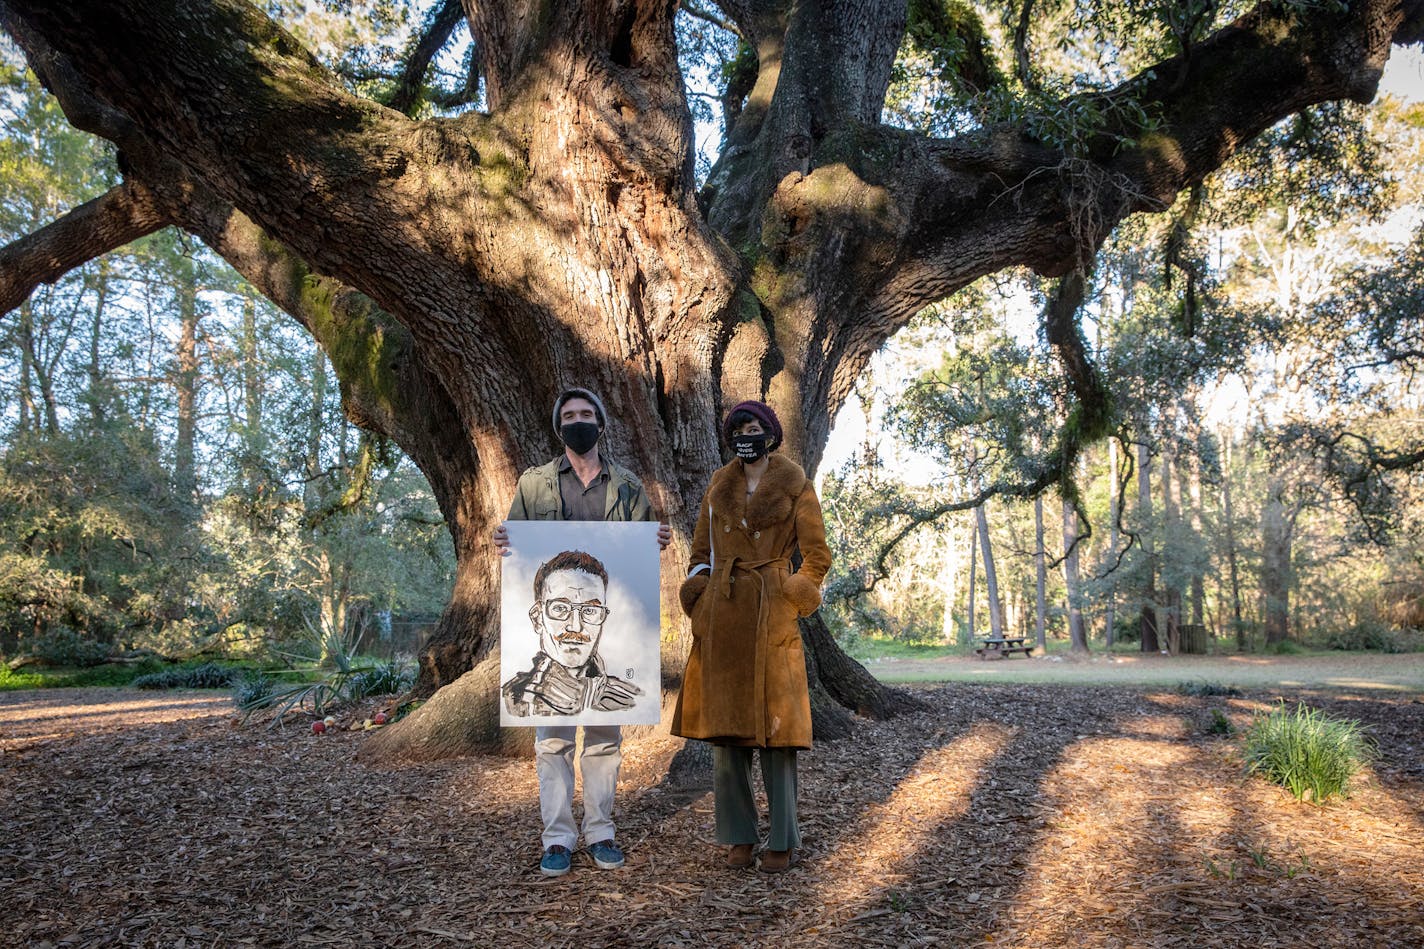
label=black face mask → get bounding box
[732,433,771,462]
[560,421,601,455]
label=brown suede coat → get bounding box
[669,453,831,749]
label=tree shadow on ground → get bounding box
[4,684,1422,947]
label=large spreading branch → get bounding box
[698,0,1424,452]
[0,181,171,315]
[385,0,467,116]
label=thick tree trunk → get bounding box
[6,0,1422,762]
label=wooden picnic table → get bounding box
[975,636,1034,659]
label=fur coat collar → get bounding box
[707,453,808,530]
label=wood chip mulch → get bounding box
[2,683,1421,948]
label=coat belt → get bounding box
[715,556,789,600]
[715,555,790,746]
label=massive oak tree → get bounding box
[3,0,1422,758]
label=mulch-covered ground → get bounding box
[2,682,1422,948]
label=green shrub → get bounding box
[231,669,275,708]
[1206,708,1235,736]
[1323,623,1424,653]
[31,627,111,667]
[1242,702,1375,803]
[131,662,240,690]
[349,659,414,698]
[1265,639,1304,655]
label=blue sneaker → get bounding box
[588,839,625,870]
[540,845,572,877]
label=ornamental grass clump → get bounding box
[1242,702,1375,803]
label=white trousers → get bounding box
[534,725,623,851]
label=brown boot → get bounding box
[725,844,754,869]
[757,848,794,873]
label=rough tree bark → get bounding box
[3,0,1422,759]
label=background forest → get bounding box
[0,26,457,673]
[819,78,1424,657]
[3,1,1423,683]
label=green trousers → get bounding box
[713,745,801,851]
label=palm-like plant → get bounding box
[238,615,411,725]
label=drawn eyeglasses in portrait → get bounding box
[535,599,610,625]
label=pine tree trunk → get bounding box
[967,517,978,642]
[1188,452,1206,629]
[1161,435,1181,654]
[305,350,326,507]
[1221,432,1246,650]
[85,261,111,428]
[173,253,200,502]
[977,503,1004,638]
[939,530,958,644]
[1261,476,1293,646]
[1104,438,1119,649]
[1137,440,1160,652]
[240,295,263,495]
[1062,497,1088,653]
[1034,494,1048,652]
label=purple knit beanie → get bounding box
[722,400,783,451]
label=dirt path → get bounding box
[2,684,1421,947]
[866,651,1424,691]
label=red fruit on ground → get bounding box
[311,720,326,735]
[373,711,388,725]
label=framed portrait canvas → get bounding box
[499,520,661,727]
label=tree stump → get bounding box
[1179,623,1210,654]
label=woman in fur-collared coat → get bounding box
[670,400,831,873]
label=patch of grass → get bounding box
[1206,708,1234,736]
[1204,856,1238,880]
[1264,639,1305,655]
[846,633,961,662]
[1176,680,1243,697]
[0,659,167,691]
[1242,702,1376,803]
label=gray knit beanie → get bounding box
[551,387,608,434]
